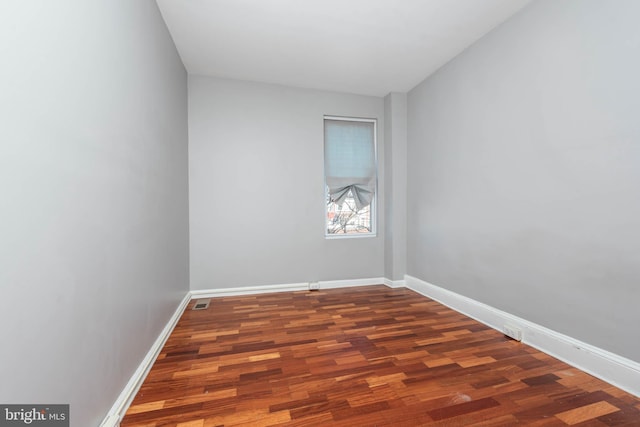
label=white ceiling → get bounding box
[156,0,532,97]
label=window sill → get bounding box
[325,233,377,240]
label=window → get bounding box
[324,116,377,237]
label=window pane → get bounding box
[326,188,372,234]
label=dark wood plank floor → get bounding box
[121,285,640,426]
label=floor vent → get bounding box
[192,299,211,310]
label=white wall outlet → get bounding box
[503,324,523,341]
[308,282,320,291]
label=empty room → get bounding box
[1,0,639,426]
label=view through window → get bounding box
[326,191,372,234]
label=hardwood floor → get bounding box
[121,286,640,426]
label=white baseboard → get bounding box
[99,293,192,427]
[190,282,309,298]
[320,277,387,289]
[383,278,406,288]
[405,274,640,398]
[190,277,390,297]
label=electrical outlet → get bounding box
[503,324,523,341]
[308,282,320,291]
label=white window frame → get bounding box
[324,115,377,239]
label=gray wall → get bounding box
[0,1,189,425]
[189,76,385,289]
[384,93,408,281]
[407,0,640,362]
